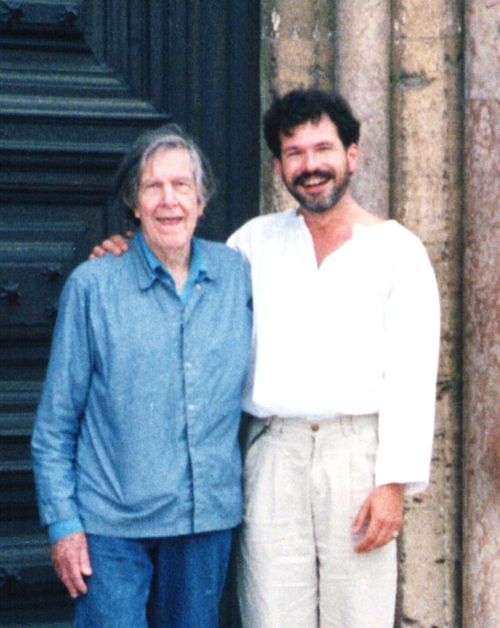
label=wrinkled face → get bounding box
[275,114,359,213]
[134,147,204,259]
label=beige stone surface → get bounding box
[463,94,500,628]
[393,0,456,39]
[391,1,463,625]
[259,1,497,625]
[335,0,391,217]
[465,2,500,99]
[260,0,336,213]
[462,10,500,626]
[275,39,318,85]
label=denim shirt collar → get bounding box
[132,230,213,297]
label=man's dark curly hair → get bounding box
[263,88,361,158]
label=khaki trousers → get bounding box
[237,415,397,628]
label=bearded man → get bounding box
[228,89,440,628]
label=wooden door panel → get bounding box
[0,1,259,625]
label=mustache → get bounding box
[292,169,334,187]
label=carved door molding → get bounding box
[0,1,259,624]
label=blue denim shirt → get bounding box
[31,235,252,539]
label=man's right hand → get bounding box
[52,531,92,598]
[89,231,133,259]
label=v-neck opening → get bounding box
[295,211,395,270]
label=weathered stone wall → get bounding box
[259,0,336,213]
[259,1,469,625]
[335,0,391,218]
[391,3,463,626]
[463,2,500,627]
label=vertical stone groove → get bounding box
[334,0,391,217]
[463,1,500,625]
[391,2,463,625]
[259,2,479,625]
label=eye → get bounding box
[142,181,161,192]
[174,180,193,192]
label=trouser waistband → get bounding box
[267,413,378,436]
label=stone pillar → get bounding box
[260,0,391,218]
[463,2,500,626]
[335,0,391,217]
[260,1,464,623]
[260,0,336,213]
[391,1,463,625]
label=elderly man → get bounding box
[31,124,252,627]
[93,89,440,628]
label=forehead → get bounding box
[280,114,341,148]
[141,146,196,179]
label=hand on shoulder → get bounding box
[89,231,134,259]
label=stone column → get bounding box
[463,2,500,626]
[260,1,464,624]
[391,1,463,625]
[260,0,336,213]
[335,0,391,217]
[260,0,391,219]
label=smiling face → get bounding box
[134,147,204,264]
[275,114,359,214]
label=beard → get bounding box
[285,168,350,213]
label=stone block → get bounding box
[465,2,500,99]
[394,0,448,39]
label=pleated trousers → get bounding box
[237,414,397,628]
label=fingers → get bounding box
[92,238,126,258]
[52,532,92,598]
[354,517,400,553]
[88,233,132,259]
[109,234,130,252]
[89,245,107,259]
[80,541,93,577]
[353,483,404,553]
[352,498,369,535]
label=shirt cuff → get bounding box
[48,517,84,544]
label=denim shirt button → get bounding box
[32,237,252,539]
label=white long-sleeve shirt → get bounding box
[228,209,440,494]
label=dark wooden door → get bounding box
[0,1,259,625]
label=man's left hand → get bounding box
[353,483,405,553]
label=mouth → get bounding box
[294,170,333,192]
[156,216,183,227]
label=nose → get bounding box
[159,183,177,206]
[301,150,321,173]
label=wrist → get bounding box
[48,517,84,544]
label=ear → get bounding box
[346,144,360,175]
[196,199,205,218]
[273,157,283,177]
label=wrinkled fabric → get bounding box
[32,236,252,538]
[238,415,397,628]
[228,211,440,493]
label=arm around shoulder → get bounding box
[89,231,134,259]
